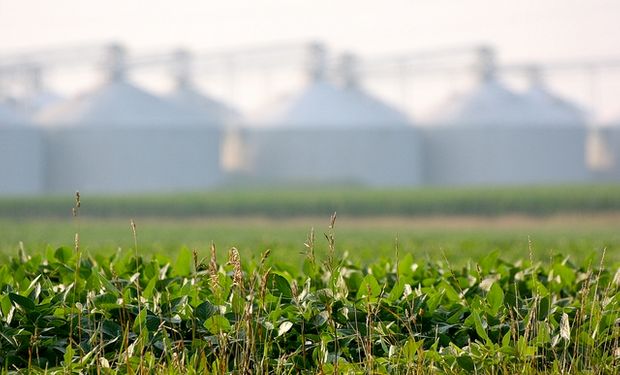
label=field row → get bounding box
[2,213,620,265]
[2,184,620,218]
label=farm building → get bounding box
[35,80,205,127]
[24,90,64,118]
[238,50,422,187]
[166,85,240,124]
[35,44,222,194]
[1,42,616,195]
[422,48,590,186]
[165,50,241,125]
[428,78,528,127]
[256,53,410,128]
[519,66,589,126]
[422,126,590,186]
[0,103,44,195]
[17,65,65,119]
[0,101,25,124]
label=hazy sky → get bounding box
[1,0,618,59]
[1,0,619,119]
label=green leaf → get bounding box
[356,274,381,300]
[537,295,551,321]
[532,279,549,297]
[535,321,551,346]
[471,309,490,344]
[132,308,147,333]
[96,271,120,294]
[479,250,499,274]
[0,295,12,316]
[231,292,245,315]
[195,300,217,321]
[439,281,460,302]
[204,315,231,334]
[397,253,414,277]
[502,330,511,347]
[456,355,475,372]
[552,263,576,288]
[146,315,161,332]
[401,338,424,362]
[173,247,193,276]
[63,344,75,366]
[101,320,122,339]
[517,336,536,356]
[142,276,158,299]
[426,289,444,315]
[302,258,318,278]
[388,280,405,302]
[267,272,292,298]
[93,292,118,309]
[54,246,74,263]
[9,293,35,311]
[487,282,504,315]
[344,270,364,293]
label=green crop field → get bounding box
[2,184,620,219]
[1,214,619,265]
[0,186,619,373]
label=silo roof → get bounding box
[430,80,531,126]
[431,79,588,127]
[27,90,64,116]
[36,80,203,126]
[166,85,240,125]
[521,85,588,125]
[258,81,411,127]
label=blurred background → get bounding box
[1,0,620,194]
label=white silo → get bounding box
[36,47,202,127]
[37,44,222,194]
[520,66,589,126]
[429,47,531,127]
[18,65,64,118]
[422,47,590,186]
[0,102,44,195]
[165,49,241,125]
[258,52,411,128]
[240,45,422,187]
[0,101,26,124]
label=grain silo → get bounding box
[36,44,222,194]
[35,48,203,128]
[428,47,531,127]
[239,47,422,187]
[258,52,411,128]
[19,65,64,118]
[520,66,589,126]
[26,90,63,117]
[0,102,25,124]
[0,103,44,195]
[422,47,590,186]
[165,49,241,125]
